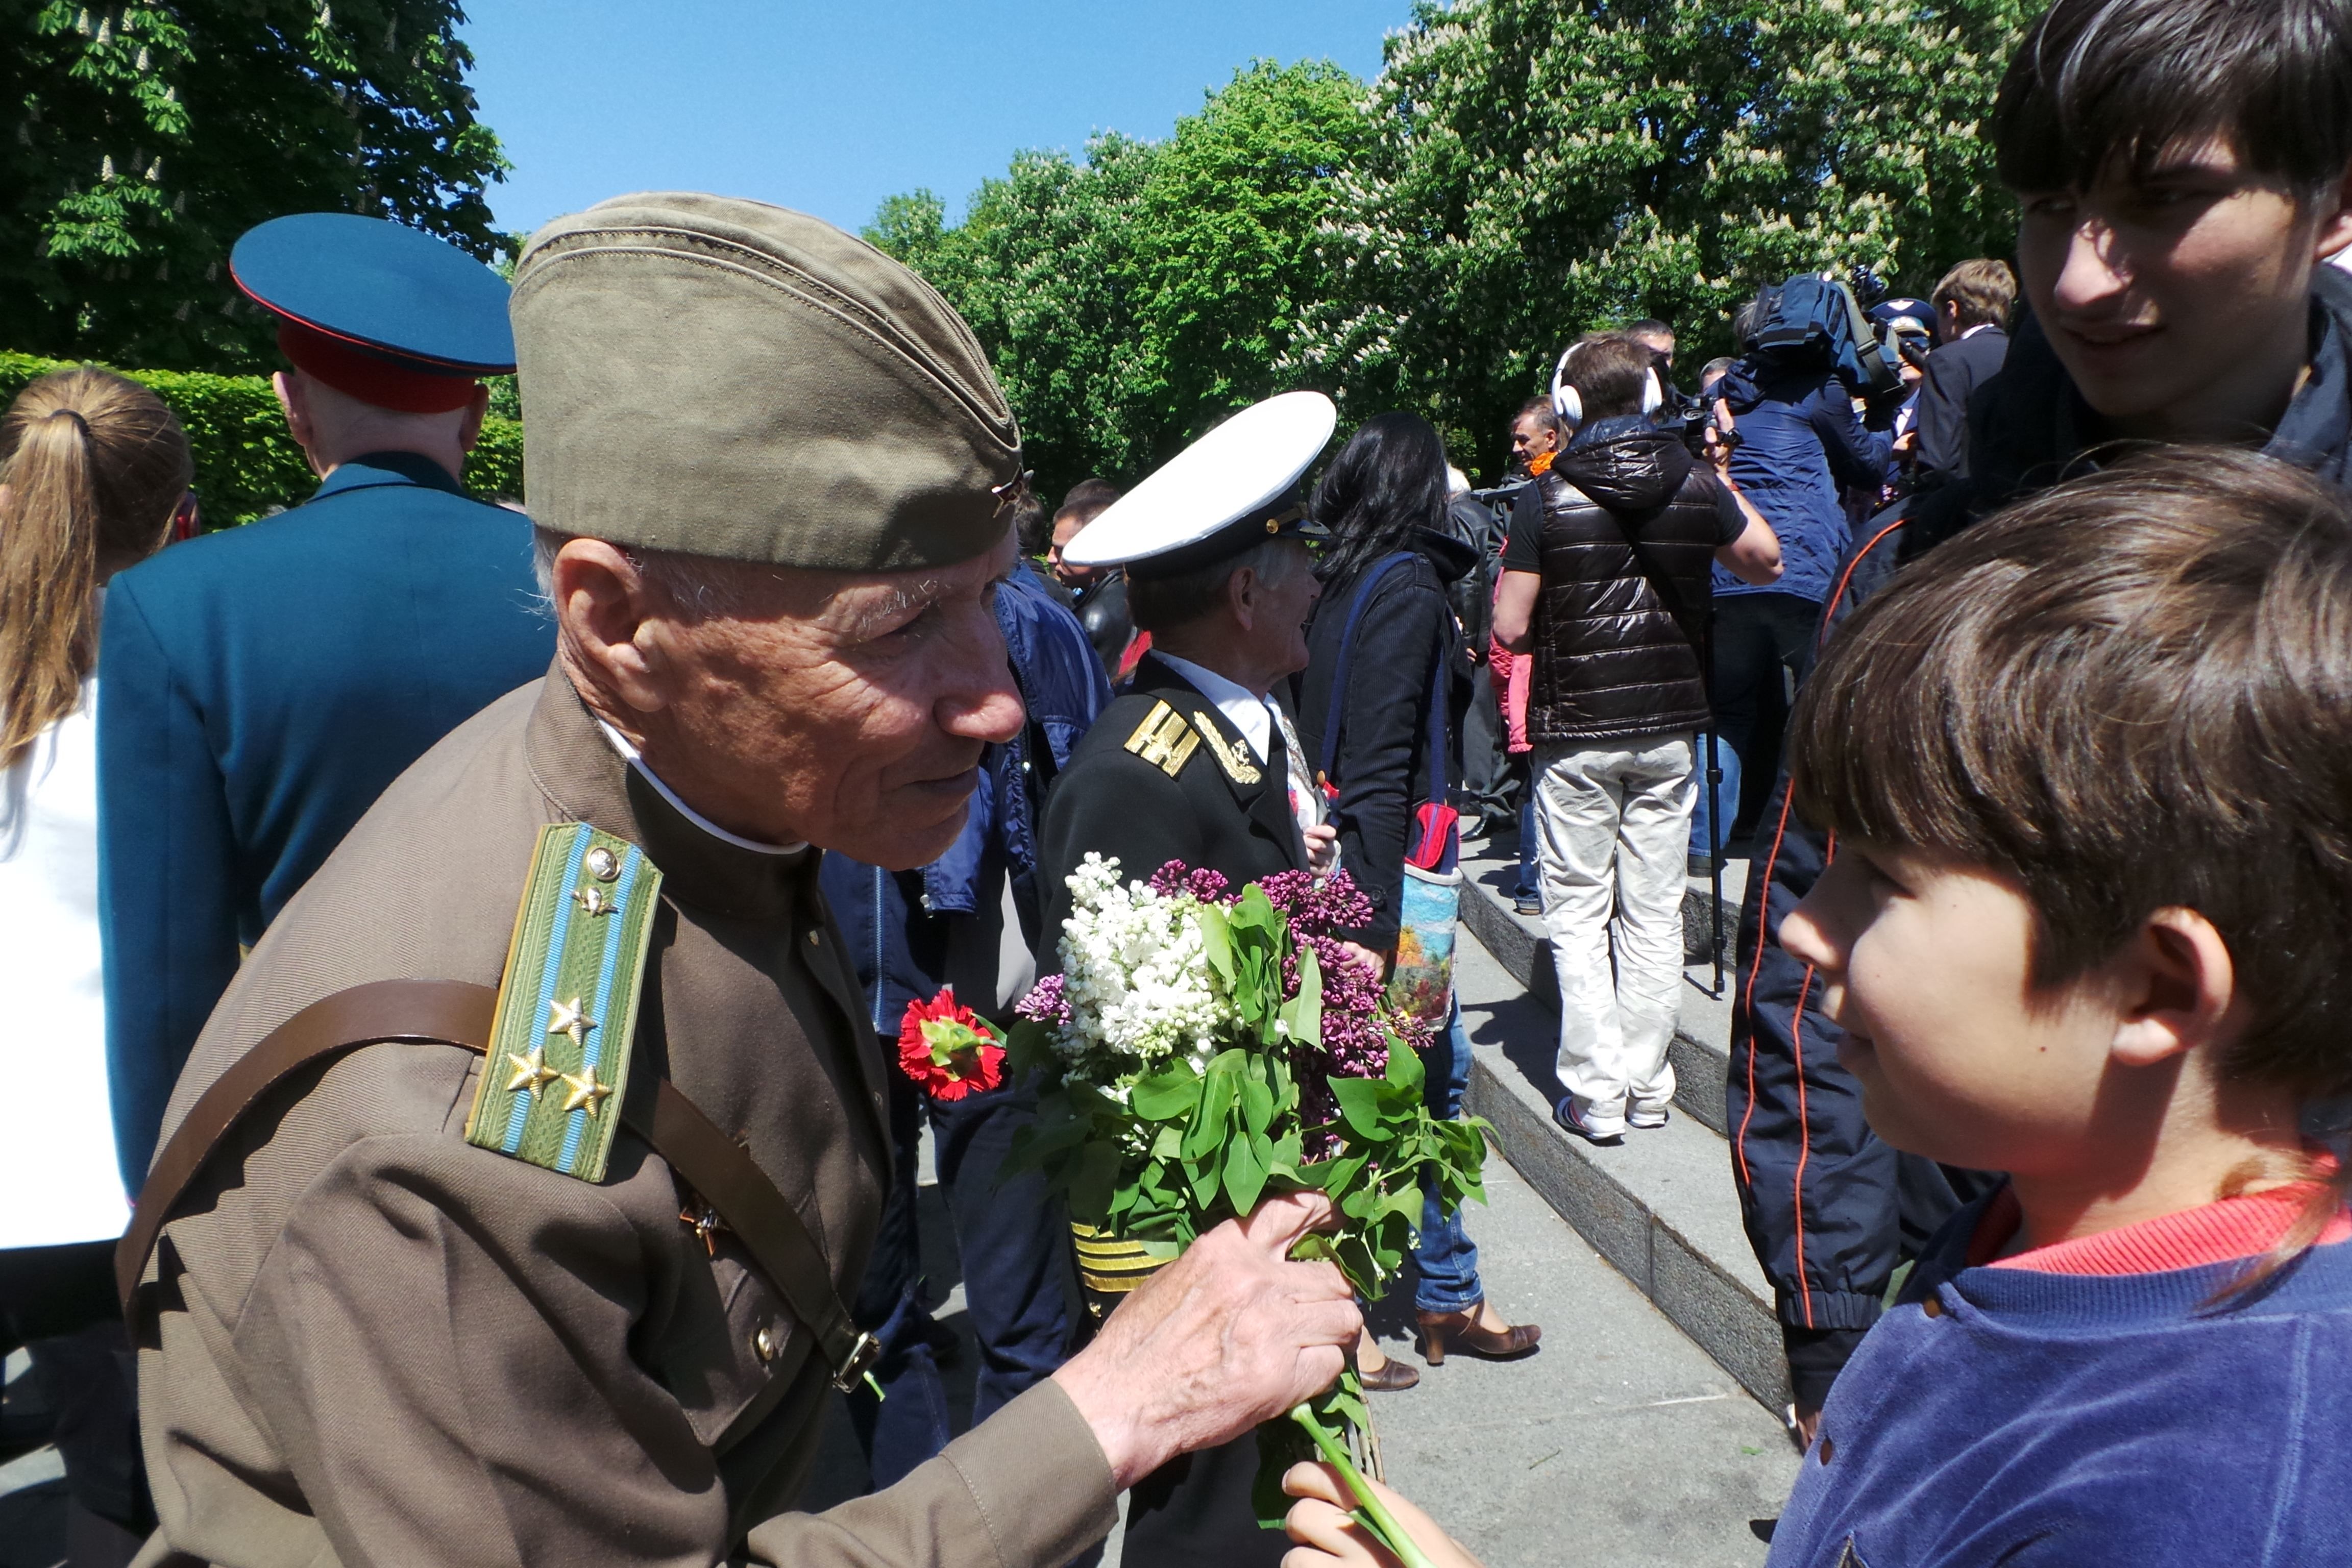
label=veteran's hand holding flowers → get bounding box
[993,851,1488,1552]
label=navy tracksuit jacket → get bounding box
[1729,276,2352,1407]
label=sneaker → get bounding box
[1514,896,1542,917]
[1553,1096,1625,1145]
[1628,1104,1671,1130]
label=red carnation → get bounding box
[897,987,1006,1101]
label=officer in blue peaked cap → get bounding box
[98,213,556,1189]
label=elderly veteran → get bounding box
[118,194,1359,1568]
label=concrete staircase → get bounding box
[1453,839,1791,1414]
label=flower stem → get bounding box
[1288,1403,1435,1568]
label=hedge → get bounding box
[0,352,525,527]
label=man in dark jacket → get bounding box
[819,563,1112,1488]
[1039,392,1343,1568]
[1731,0,2352,1444]
[1700,345,1895,850]
[1492,337,1780,1142]
[1047,479,1136,680]
[1914,259,2017,480]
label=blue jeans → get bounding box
[848,1073,1077,1488]
[1515,766,1539,902]
[1413,1000,1483,1313]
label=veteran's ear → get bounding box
[550,537,677,717]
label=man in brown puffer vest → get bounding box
[1493,334,1781,1142]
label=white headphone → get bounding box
[1550,341,1665,435]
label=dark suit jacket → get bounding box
[1915,325,2010,479]
[1038,653,1307,947]
[98,452,555,1187]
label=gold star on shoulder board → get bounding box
[573,885,617,917]
[547,997,597,1047]
[560,1064,615,1117]
[504,1046,559,1094]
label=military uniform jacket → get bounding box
[99,452,556,1191]
[1039,653,1308,942]
[130,672,1117,1568]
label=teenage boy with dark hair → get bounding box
[1732,0,2352,1446]
[1280,448,2352,1568]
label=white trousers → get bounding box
[1531,732,1695,1134]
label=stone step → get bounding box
[1458,840,1742,1137]
[1452,867,1788,1414]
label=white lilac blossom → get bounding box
[1053,854,1223,1076]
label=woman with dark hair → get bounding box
[1296,412,1541,1389]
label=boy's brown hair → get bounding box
[1930,259,2018,332]
[1791,448,2352,1106]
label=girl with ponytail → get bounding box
[0,368,191,773]
[0,367,189,1545]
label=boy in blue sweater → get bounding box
[1278,450,2352,1564]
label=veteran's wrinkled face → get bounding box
[553,528,1025,870]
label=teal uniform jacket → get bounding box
[98,452,555,1189]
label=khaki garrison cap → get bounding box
[510,192,1022,571]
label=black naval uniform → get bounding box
[1041,653,1306,936]
[1038,650,1308,1568]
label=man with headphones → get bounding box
[1491,334,1780,1144]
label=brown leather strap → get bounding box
[116,979,877,1390]
[116,979,497,1311]
[643,1078,875,1388]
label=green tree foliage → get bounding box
[877,2,2031,488]
[866,60,1368,498]
[3,1,507,372]
[1292,0,2033,476]
[0,350,523,523]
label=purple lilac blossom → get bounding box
[1148,860,1235,903]
[1013,973,1071,1026]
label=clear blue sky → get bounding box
[459,2,1417,241]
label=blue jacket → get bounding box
[1768,1193,2352,1566]
[1714,363,1895,604]
[820,565,1111,1034]
[99,452,554,1187]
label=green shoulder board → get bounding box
[463,823,663,1182]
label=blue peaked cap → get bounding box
[230,212,515,374]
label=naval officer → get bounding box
[120,194,1357,1568]
[99,213,555,1191]
[1037,391,1362,1568]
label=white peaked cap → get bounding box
[1061,390,1338,573]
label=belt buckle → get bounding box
[830,1330,881,1393]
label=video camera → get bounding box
[1745,268,1910,421]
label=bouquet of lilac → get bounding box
[1006,855,1484,1558]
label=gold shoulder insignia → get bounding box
[462,823,663,1182]
[1123,700,1201,778]
[1190,720,1262,785]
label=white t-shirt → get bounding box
[0,680,133,1247]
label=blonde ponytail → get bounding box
[0,369,191,771]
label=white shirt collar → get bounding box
[1152,652,1273,764]
[593,719,806,855]
[1960,322,1996,340]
